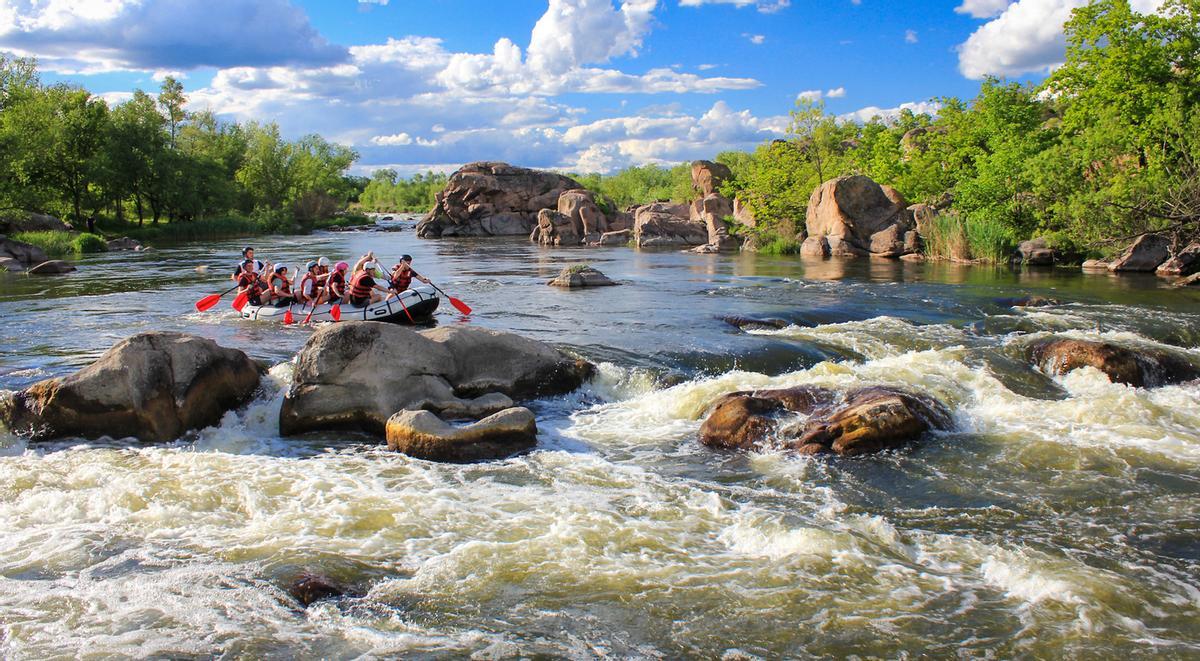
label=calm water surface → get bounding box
[2,219,1199,658]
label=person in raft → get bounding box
[265,264,294,307]
[295,261,322,306]
[323,260,349,304]
[235,260,266,307]
[388,254,431,293]
[230,246,266,282]
[346,252,393,307]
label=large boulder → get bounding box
[1108,234,1171,272]
[1157,242,1200,277]
[732,197,756,229]
[633,203,709,248]
[690,193,738,251]
[789,387,953,456]
[0,256,25,273]
[806,175,912,257]
[699,386,834,451]
[386,407,537,462]
[698,385,951,457]
[0,236,50,267]
[558,189,607,241]
[0,211,73,234]
[416,162,582,238]
[1016,237,1056,266]
[279,323,592,436]
[691,160,732,197]
[0,332,263,443]
[597,229,632,246]
[1028,337,1199,388]
[106,237,143,252]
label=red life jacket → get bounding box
[327,271,345,294]
[391,268,413,292]
[237,271,263,296]
[270,272,291,294]
[349,271,374,300]
[298,272,317,298]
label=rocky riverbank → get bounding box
[412,160,1200,283]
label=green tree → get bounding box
[157,76,187,148]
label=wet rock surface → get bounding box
[280,323,593,436]
[386,406,537,462]
[547,265,617,288]
[0,332,263,443]
[700,386,952,456]
[1029,337,1200,388]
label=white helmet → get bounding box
[317,256,330,267]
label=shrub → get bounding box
[758,237,803,255]
[12,231,80,256]
[72,232,108,254]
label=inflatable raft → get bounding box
[239,285,439,324]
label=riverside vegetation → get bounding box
[2,0,1195,266]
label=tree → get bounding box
[157,76,187,148]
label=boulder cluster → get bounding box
[0,211,144,276]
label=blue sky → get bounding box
[0,0,1155,175]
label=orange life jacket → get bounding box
[349,271,374,300]
[391,269,413,292]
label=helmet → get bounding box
[363,261,378,272]
[400,254,412,262]
[274,264,287,273]
[305,261,317,271]
[317,256,329,267]
[242,246,254,256]
[335,261,349,272]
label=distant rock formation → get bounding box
[802,175,915,258]
[417,162,582,238]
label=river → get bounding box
[2,218,1200,658]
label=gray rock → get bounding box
[27,260,76,275]
[417,162,582,238]
[106,237,142,251]
[1,332,263,442]
[547,265,618,288]
[279,323,592,436]
[0,236,50,266]
[1108,234,1171,272]
[0,211,73,234]
[1156,242,1200,277]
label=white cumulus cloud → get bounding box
[954,0,1012,19]
[0,0,346,73]
[957,0,1165,79]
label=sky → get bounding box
[0,0,1159,176]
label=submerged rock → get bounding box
[789,387,953,456]
[1028,337,1199,388]
[698,387,836,451]
[106,237,143,251]
[27,260,76,275]
[719,315,790,332]
[547,265,617,288]
[289,571,346,606]
[386,407,537,462]
[0,332,263,443]
[699,386,951,456]
[279,323,592,437]
[995,295,1060,308]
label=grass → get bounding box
[758,237,803,255]
[922,212,1015,262]
[11,231,108,256]
[566,263,592,274]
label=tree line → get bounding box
[0,57,361,235]
[580,0,1200,261]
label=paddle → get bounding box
[396,293,416,323]
[195,284,239,312]
[231,290,250,311]
[428,282,472,315]
[283,305,294,325]
[330,303,342,321]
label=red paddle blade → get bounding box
[283,309,294,324]
[195,294,221,312]
[231,291,250,311]
[330,304,342,321]
[449,297,472,315]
